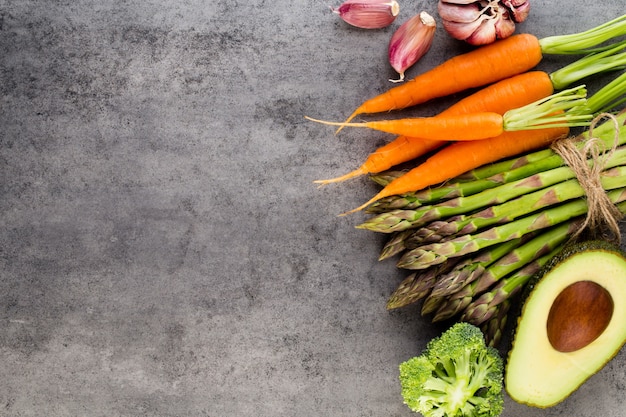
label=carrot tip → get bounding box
[336,109,361,134]
[339,193,382,216]
[313,167,367,186]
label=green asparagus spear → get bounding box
[397,187,626,270]
[411,165,626,244]
[386,260,461,310]
[462,201,626,326]
[470,221,581,295]
[379,230,414,261]
[360,147,626,234]
[428,237,526,299]
[461,247,564,326]
[479,299,511,348]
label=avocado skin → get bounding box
[505,239,626,408]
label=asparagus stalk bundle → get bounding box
[395,186,626,272]
[371,108,626,346]
[360,147,626,235]
[404,164,626,248]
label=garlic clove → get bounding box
[437,2,485,23]
[332,0,400,29]
[388,11,437,83]
[505,0,530,23]
[494,11,517,38]
[441,15,489,40]
[465,18,497,45]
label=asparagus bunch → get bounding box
[397,186,626,270]
[373,109,626,346]
[361,147,626,235]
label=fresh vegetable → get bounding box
[342,72,626,214]
[345,126,570,214]
[371,110,626,348]
[438,0,531,45]
[308,85,592,139]
[396,186,626,270]
[431,222,582,322]
[330,0,400,29]
[423,165,626,241]
[388,237,525,309]
[399,322,504,417]
[340,15,626,124]
[427,237,528,302]
[367,147,559,212]
[359,147,626,234]
[388,11,437,83]
[385,259,463,309]
[315,70,556,185]
[316,44,626,186]
[460,246,563,326]
[506,240,626,408]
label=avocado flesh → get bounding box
[505,242,626,408]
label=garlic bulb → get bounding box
[438,0,530,45]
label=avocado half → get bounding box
[505,240,626,408]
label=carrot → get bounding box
[314,136,443,184]
[340,15,626,125]
[343,34,543,124]
[435,71,555,116]
[308,85,592,140]
[342,126,570,215]
[315,71,556,185]
[311,112,507,140]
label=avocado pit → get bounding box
[546,280,614,352]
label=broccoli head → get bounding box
[399,322,504,417]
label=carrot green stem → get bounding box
[549,40,626,90]
[538,14,626,54]
[585,71,626,114]
[503,86,593,131]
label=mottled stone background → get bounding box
[1,1,625,416]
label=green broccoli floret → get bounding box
[399,322,504,417]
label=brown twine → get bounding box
[550,113,624,244]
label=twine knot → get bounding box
[550,113,624,244]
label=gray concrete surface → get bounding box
[1,1,625,416]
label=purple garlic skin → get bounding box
[388,11,437,82]
[438,0,530,45]
[332,0,400,29]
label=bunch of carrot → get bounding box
[311,14,626,216]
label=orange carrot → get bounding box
[308,85,590,140]
[343,126,569,215]
[443,71,554,116]
[343,34,543,124]
[337,14,626,128]
[315,136,444,184]
[315,71,555,185]
[310,112,506,140]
